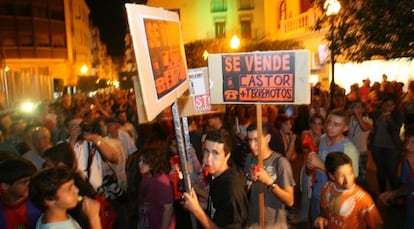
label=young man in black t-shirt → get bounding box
[182,130,248,228]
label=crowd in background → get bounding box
[0,73,414,228]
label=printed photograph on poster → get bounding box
[208,50,311,105]
[189,70,207,96]
[125,4,189,122]
[178,67,225,117]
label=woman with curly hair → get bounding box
[137,144,175,229]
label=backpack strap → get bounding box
[85,141,97,180]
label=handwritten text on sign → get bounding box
[222,52,295,102]
[144,19,186,99]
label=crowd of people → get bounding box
[0,74,413,228]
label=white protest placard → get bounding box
[208,50,311,104]
[125,4,189,123]
[178,67,225,117]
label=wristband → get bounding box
[267,181,276,189]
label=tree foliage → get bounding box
[312,0,414,62]
[184,38,303,68]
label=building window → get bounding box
[278,0,286,28]
[239,0,254,10]
[52,35,66,48]
[50,9,64,20]
[2,35,17,46]
[211,0,227,12]
[19,35,33,46]
[0,3,14,15]
[240,20,251,39]
[15,4,31,17]
[280,1,286,21]
[35,34,50,47]
[32,6,48,18]
[215,21,226,38]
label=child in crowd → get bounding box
[380,125,414,229]
[314,152,383,229]
[0,156,41,229]
[244,122,295,228]
[29,167,102,229]
[306,108,359,223]
[43,142,117,229]
[138,145,175,229]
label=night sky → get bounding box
[86,1,147,58]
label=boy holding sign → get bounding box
[244,122,296,228]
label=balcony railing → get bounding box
[280,9,317,37]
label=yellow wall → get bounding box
[147,0,330,87]
[148,0,267,42]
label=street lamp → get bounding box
[324,0,340,108]
[80,64,88,75]
[230,35,240,50]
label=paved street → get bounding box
[289,152,405,229]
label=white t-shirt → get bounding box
[36,214,81,229]
[73,140,103,190]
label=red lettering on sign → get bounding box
[240,74,292,87]
[242,54,291,72]
[194,94,211,111]
[224,56,240,72]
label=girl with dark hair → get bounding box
[137,144,175,229]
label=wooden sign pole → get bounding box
[256,104,265,229]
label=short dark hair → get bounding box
[105,117,119,124]
[274,115,292,130]
[246,122,272,136]
[204,130,232,155]
[309,113,325,125]
[29,167,74,211]
[44,142,77,172]
[325,152,352,175]
[0,157,36,185]
[327,108,350,125]
[345,99,362,110]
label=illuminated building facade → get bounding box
[0,0,114,106]
[146,0,328,84]
[146,0,414,92]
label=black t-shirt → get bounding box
[209,168,249,228]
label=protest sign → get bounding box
[178,67,225,117]
[208,50,310,104]
[125,4,188,122]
